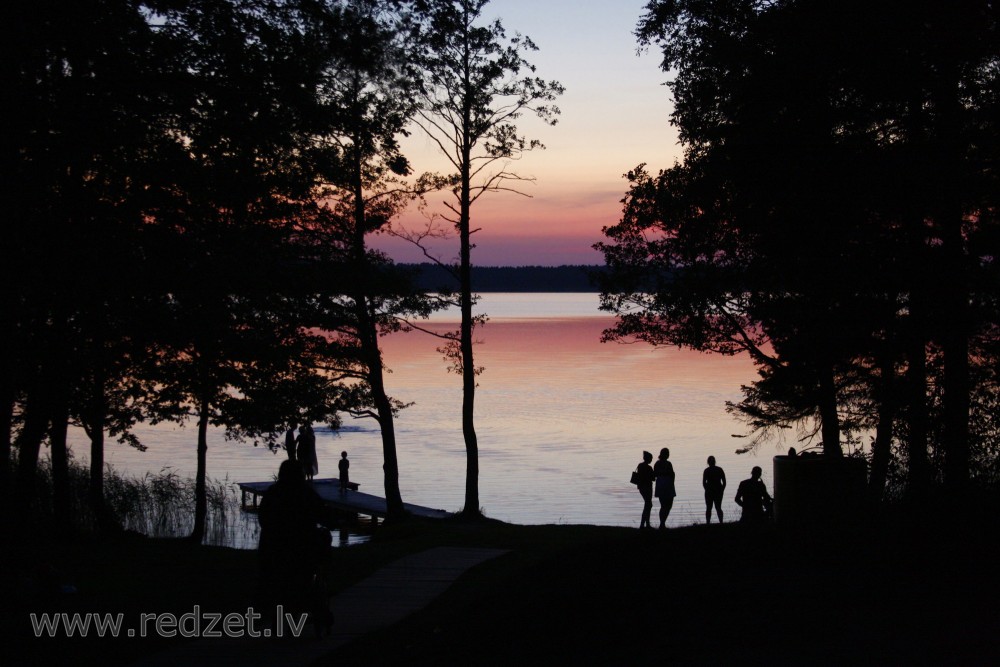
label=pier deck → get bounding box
[238,478,452,522]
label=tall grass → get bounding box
[20,454,259,548]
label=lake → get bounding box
[69,293,773,535]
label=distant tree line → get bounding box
[3,0,560,536]
[597,0,1000,502]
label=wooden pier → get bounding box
[237,477,452,523]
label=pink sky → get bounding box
[374,0,682,267]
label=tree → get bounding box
[144,0,353,541]
[407,0,563,517]
[289,0,443,520]
[3,0,380,538]
[597,0,999,498]
[2,0,183,525]
[70,303,160,532]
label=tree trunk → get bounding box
[190,394,209,543]
[868,353,896,501]
[374,386,405,518]
[935,61,971,495]
[936,170,970,495]
[0,381,13,503]
[88,418,111,531]
[817,361,842,457]
[0,291,15,504]
[357,298,406,520]
[49,390,71,532]
[459,135,480,518]
[349,132,406,520]
[905,335,931,498]
[15,387,50,505]
[903,198,932,500]
[940,227,970,494]
[88,366,117,533]
[356,292,406,519]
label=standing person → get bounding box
[703,456,727,524]
[257,459,335,635]
[284,425,297,461]
[338,451,350,493]
[297,424,318,481]
[635,451,655,529]
[734,466,772,524]
[653,447,676,529]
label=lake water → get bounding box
[69,293,774,535]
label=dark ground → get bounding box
[328,516,1000,667]
[4,509,1000,666]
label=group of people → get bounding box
[282,423,352,493]
[634,448,676,529]
[634,451,772,528]
[284,424,319,481]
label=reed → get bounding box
[23,454,259,547]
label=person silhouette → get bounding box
[734,465,771,524]
[635,450,655,529]
[284,425,297,461]
[703,456,727,524]
[338,451,350,493]
[653,447,676,529]
[257,459,335,635]
[296,424,318,481]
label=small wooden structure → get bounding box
[238,477,451,525]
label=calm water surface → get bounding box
[70,294,775,532]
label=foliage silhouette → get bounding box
[597,0,1000,499]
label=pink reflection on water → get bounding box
[383,316,755,392]
[378,314,767,526]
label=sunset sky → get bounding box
[375,0,683,267]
